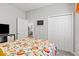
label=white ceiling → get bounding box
[9,3,52,11]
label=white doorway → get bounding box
[48,13,74,53]
[16,17,28,39]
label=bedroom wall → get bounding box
[75,13,79,55]
[75,4,79,56]
[0,4,26,38]
[26,3,75,39]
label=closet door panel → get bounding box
[48,14,73,52]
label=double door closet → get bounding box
[48,13,74,53]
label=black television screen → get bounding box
[37,20,44,25]
[0,24,9,34]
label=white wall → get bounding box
[26,3,75,39]
[75,13,79,55]
[0,4,26,38]
[75,4,79,55]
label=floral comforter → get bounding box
[0,37,57,56]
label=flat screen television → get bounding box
[0,24,9,34]
[37,20,44,25]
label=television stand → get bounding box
[0,34,15,43]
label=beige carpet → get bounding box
[56,50,75,56]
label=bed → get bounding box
[0,37,58,56]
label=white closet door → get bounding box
[48,14,73,52]
[17,18,28,39]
